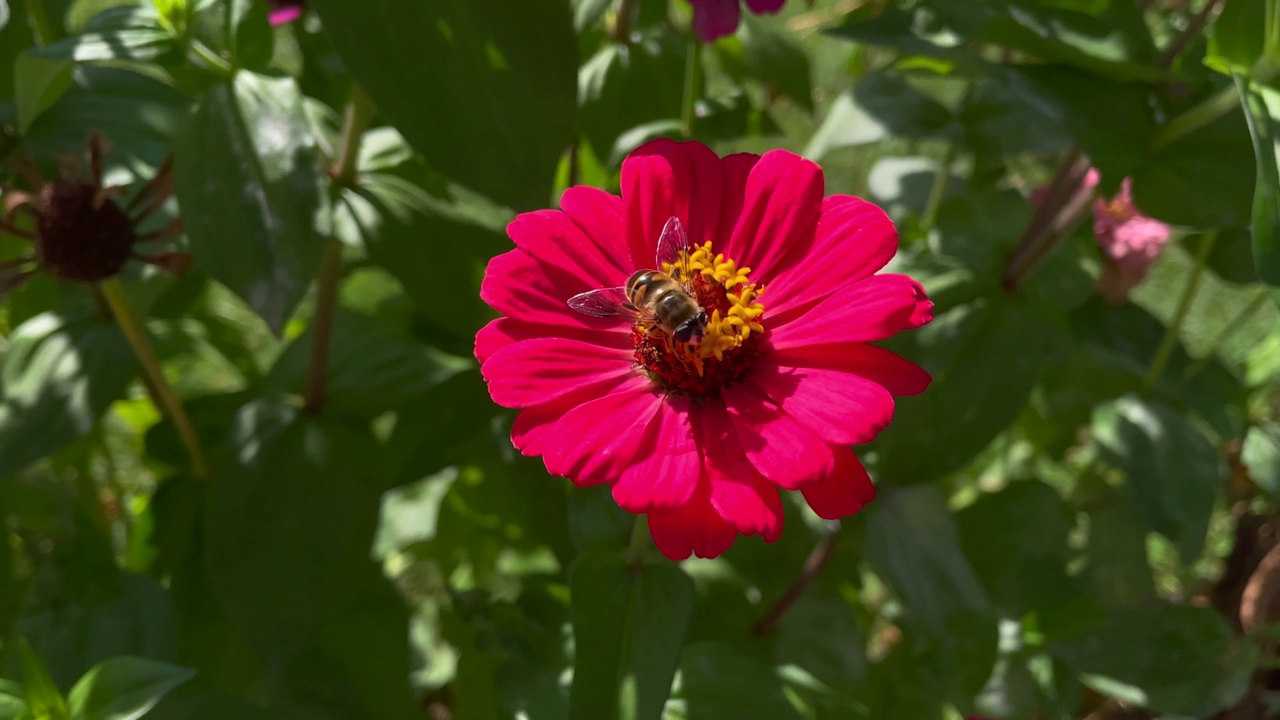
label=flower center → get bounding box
[631,242,766,397]
[35,180,136,282]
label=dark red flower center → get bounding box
[35,180,136,282]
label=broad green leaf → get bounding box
[628,562,694,720]
[866,484,988,623]
[1132,104,1256,229]
[0,0,32,102]
[13,53,72,133]
[223,0,271,70]
[960,79,1072,159]
[24,66,191,181]
[579,33,684,163]
[772,596,868,694]
[1236,77,1280,309]
[673,642,801,720]
[1242,422,1280,498]
[957,481,1077,616]
[875,296,1071,483]
[0,679,25,720]
[720,12,813,111]
[0,0,8,30]
[1049,604,1249,716]
[804,71,955,159]
[173,71,330,334]
[309,0,577,210]
[205,399,385,663]
[24,5,172,63]
[568,551,630,720]
[1207,0,1266,75]
[0,313,136,479]
[572,0,610,33]
[383,372,499,485]
[19,639,69,720]
[1092,395,1221,563]
[67,657,194,720]
[265,307,472,418]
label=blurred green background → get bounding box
[1,0,1279,718]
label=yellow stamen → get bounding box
[663,241,766,364]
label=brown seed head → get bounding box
[35,179,137,282]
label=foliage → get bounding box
[0,0,1278,718]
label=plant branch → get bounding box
[921,142,958,231]
[1159,0,1226,69]
[752,534,839,636]
[25,0,59,45]
[99,278,208,479]
[613,0,639,43]
[1002,151,1093,291]
[1143,231,1217,392]
[304,84,373,416]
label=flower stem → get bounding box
[613,0,638,43]
[752,534,839,636]
[1142,230,1217,393]
[1150,84,1240,150]
[25,0,59,45]
[99,278,208,480]
[188,39,235,80]
[921,142,957,231]
[680,35,702,138]
[304,83,373,416]
[625,515,650,568]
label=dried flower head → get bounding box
[0,133,189,295]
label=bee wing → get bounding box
[566,286,637,319]
[654,216,692,281]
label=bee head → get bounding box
[674,311,708,347]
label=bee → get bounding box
[567,216,708,346]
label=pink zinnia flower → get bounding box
[689,0,787,42]
[268,0,305,26]
[476,140,933,561]
[1090,172,1171,302]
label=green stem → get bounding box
[680,35,702,138]
[1142,231,1217,393]
[1151,85,1239,150]
[304,84,372,416]
[25,0,59,45]
[921,142,957,231]
[625,515,649,566]
[99,278,209,479]
[1179,288,1270,385]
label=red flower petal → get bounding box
[648,479,739,560]
[749,358,895,445]
[509,206,628,291]
[772,342,932,397]
[511,373,639,457]
[621,139,724,270]
[481,337,635,408]
[724,149,824,283]
[800,446,876,520]
[717,153,759,242]
[541,378,661,487]
[559,186,631,281]
[769,274,932,349]
[613,395,700,512]
[767,195,898,318]
[481,249,611,332]
[699,401,784,540]
[722,385,834,489]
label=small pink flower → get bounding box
[689,0,787,42]
[1092,174,1171,302]
[476,139,933,561]
[268,0,305,26]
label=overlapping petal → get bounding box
[621,139,724,268]
[769,273,932,349]
[481,337,635,408]
[749,358,895,446]
[724,149,824,281]
[800,446,876,520]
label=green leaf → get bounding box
[804,71,955,159]
[265,307,472,418]
[674,642,801,720]
[0,314,136,479]
[19,638,69,720]
[579,33,684,163]
[1092,395,1222,563]
[67,657,195,720]
[25,5,173,63]
[1207,0,1266,75]
[1242,422,1280,498]
[568,551,629,720]
[1049,604,1248,716]
[628,562,694,720]
[224,0,271,70]
[865,484,991,633]
[173,71,331,334]
[957,481,1077,617]
[720,12,813,111]
[1131,102,1256,229]
[13,53,73,134]
[309,0,577,210]
[875,295,1071,483]
[205,399,385,663]
[0,679,25,720]
[1236,77,1280,309]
